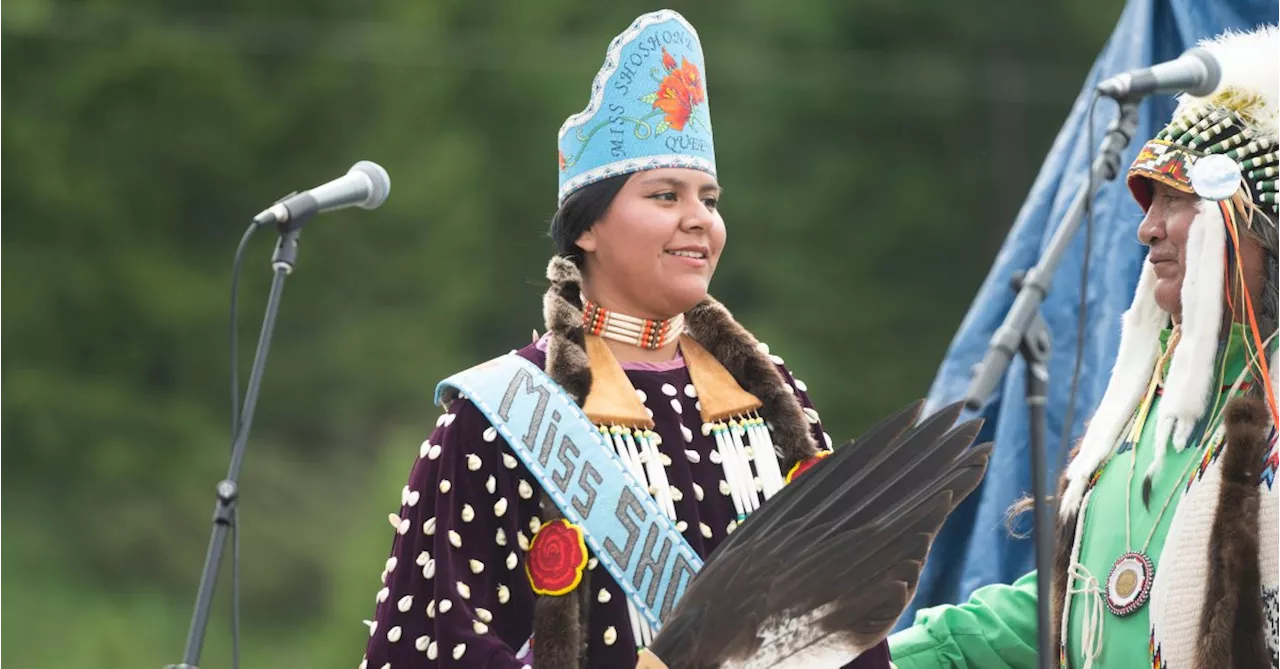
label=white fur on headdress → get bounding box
[1060,205,1228,515]
[1146,200,1226,483]
[1174,25,1279,141]
[1059,26,1277,516]
[1148,25,1275,482]
[1060,263,1166,517]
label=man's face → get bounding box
[1137,182,1199,320]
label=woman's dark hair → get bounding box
[549,174,630,266]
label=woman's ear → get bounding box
[575,226,598,253]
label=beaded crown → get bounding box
[556,10,716,207]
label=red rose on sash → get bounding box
[785,450,832,484]
[526,519,589,596]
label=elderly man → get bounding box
[889,24,1279,669]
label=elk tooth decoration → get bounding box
[576,331,802,650]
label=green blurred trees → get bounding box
[2,1,1116,666]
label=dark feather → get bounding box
[647,400,991,669]
[716,400,927,550]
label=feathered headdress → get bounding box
[1061,25,1279,516]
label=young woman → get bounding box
[360,10,892,669]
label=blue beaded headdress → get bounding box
[556,10,716,206]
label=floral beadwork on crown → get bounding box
[648,47,707,133]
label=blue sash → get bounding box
[435,354,703,629]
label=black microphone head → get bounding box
[349,160,391,210]
[1183,47,1221,97]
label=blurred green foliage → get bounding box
[2,1,1117,666]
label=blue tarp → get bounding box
[898,0,1279,630]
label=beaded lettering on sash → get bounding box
[435,354,702,640]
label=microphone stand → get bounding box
[962,96,1139,669]
[165,213,310,669]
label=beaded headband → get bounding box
[1128,109,1278,213]
[1127,25,1279,219]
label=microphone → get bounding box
[1096,47,1221,100]
[254,160,391,226]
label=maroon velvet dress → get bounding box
[361,336,892,668]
